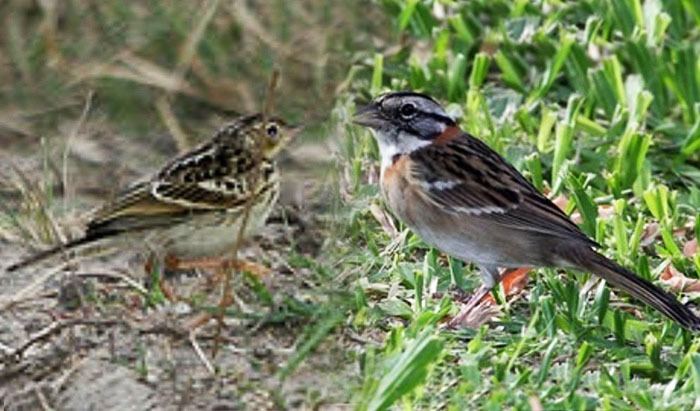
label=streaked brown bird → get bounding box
[8,113,299,276]
[353,90,700,331]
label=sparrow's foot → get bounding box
[446,268,532,328]
[163,255,270,277]
[446,286,492,328]
[155,254,272,357]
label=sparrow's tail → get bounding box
[6,230,118,272]
[579,250,700,332]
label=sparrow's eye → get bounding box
[266,123,279,138]
[399,102,417,119]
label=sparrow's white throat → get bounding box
[373,129,432,173]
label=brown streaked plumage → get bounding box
[8,114,298,272]
[354,90,700,331]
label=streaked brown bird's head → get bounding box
[216,113,300,159]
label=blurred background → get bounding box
[0,0,385,247]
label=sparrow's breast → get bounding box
[381,155,417,225]
[381,156,539,268]
[381,155,454,240]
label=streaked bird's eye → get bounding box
[399,102,417,119]
[266,123,279,138]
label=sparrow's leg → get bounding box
[165,255,272,354]
[143,254,178,301]
[479,264,502,291]
[180,259,238,336]
[233,259,271,276]
[214,259,271,284]
[211,257,272,358]
[447,265,501,328]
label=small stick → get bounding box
[0,264,68,312]
[262,68,281,119]
[4,318,124,361]
[190,330,215,375]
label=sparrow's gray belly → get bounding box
[385,183,550,268]
[410,214,541,267]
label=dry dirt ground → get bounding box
[0,124,356,410]
[0,2,388,408]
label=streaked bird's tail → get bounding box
[7,230,117,272]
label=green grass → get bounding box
[333,0,700,409]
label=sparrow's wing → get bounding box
[409,133,596,246]
[86,141,274,236]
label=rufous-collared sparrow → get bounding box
[353,90,700,331]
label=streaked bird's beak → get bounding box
[282,124,304,148]
[289,124,304,137]
[352,104,385,129]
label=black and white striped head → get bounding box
[353,91,456,161]
[354,92,454,135]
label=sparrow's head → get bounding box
[222,113,300,158]
[353,91,456,156]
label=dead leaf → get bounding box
[483,267,532,305]
[640,222,660,247]
[552,194,569,212]
[529,396,544,411]
[674,226,692,237]
[597,204,614,220]
[552,194,583,224]
[660,263,700,293]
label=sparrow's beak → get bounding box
[352,104,385,129]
